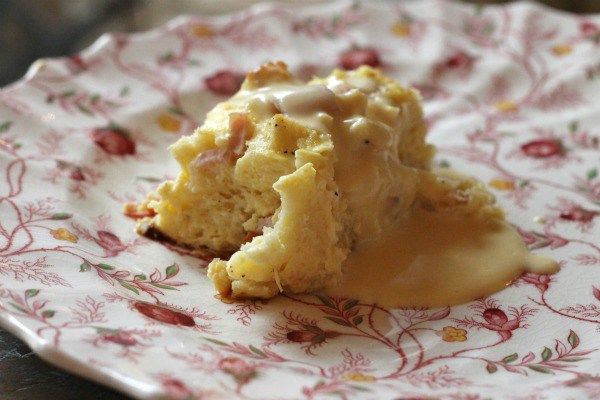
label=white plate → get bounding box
[1,1,599,398]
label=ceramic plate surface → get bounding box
[1,1,599,399]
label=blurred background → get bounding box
[1,0,599,87]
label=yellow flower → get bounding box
[50,228,78,243]
[192,24,213,38]
[391,22,411,37]
[343,372,376,382]
[494,100,518,113]
[442,326,467,342]
[552,44,572,56]
[489,179,515,191]
[157,113,182,133]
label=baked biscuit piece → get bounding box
[137,62,502,299]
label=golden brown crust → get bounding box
[135,218,233,261]
[243,61,293,89]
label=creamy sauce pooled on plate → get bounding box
[240,84,559,307]
[326,208,559,308]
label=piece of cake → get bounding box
[135,61,501,299]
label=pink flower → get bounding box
[101,331,137,346]
[114,34,129,49]
[90,126,135,155]
[338,47,381,70]
[481,308,519,341]
[67,55,87,73]
[432,50,476,80]
[204,70,244,96]
[160,378,193,399]
[521,139,563,158]
[519,229,538,246]
[218,357,257,384]
[95,231,127,257]
[518,229,567,250]
[69,167,85,181]
[593,286,600,302]
[444,52,474,69]
[559,205,598,222]
[521,273,552,292]
[483,307,508,325]
[287,327,340,346]
[133,302,195,327]
[580,21,599,36]
[548,235,569,249]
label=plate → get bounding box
[1,1,599,399]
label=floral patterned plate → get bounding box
[1,1,599,399]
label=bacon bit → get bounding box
[123,202,156,219]
[193,113,253,169]
[192,148,228,168]
[228,112,253,156]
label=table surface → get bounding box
[0,328,128,399]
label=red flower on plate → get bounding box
[160,377,193,399]
[521,273,552,292]
[133,301,195,327]
[580,21,599,36]
[483,308,509,325]
[520,139,563,158]
[69,167,86,181]
[455,299,535,343]
[432,50,476,80]
[593,287,600,302]
[204,70,244,96]
[518,228,569,250]
[481,308,519,341]
[90,125,135,155]
[101,330,137,346]
[559,205,598,222]
[287,326,340,346]
[67,54,87,73]
[95,231,128,257]
[339,47,381,70]
[445,52,474,69]
[218,357,257,385]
